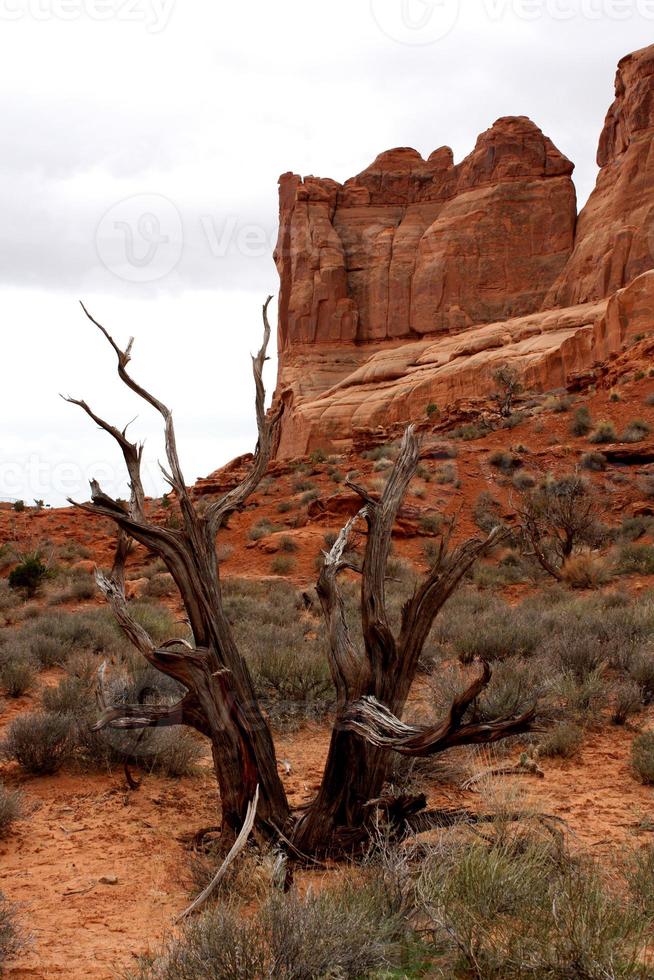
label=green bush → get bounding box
[632,731,654,784]
[8,555,48,597]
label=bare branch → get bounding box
[62,395,146,520]
[79,301,189,505]
[176,785,260,921]
[316,510,370,702]
[207,297,282,533]
[399,526,509,672]
[360,426,421,682]
[341,662,536,756]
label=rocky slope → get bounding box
[273,45,654,458]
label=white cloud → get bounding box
[1,1,650,502]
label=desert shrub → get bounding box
[248,519,275,541]
[426,402,439,417]
[619,517,654,542]
[0,659,36,697]
[544,394,572,413]
[512,470,535,491]
[270,555,295,576]
[446,601,543,664]
[3,711,75,774]
[138,729,203,778]
[492,364,523,419]
[450,422,488,441]
[473,491,504,533]
[300,489,319,505]
[0,894,19,971]
[419,514,443,536]
[40,653,96,714]
[23,608,125,662]
[616,543,654,576]
[626,844,654,919]
[249,643,333,725]
[474,659,545,724]
[129,602,176,644]
[628,649,654,704]
[589,419,617,444]
[611,679,643,725]
[561,553,611,589]
[8,554,48,597]
[554,668,607,718]
[279,536,298,554]
[0,784,22,837]
[364,443,400,462]
[570,405,593,436]
[418,837,650,979]
[373,457,394,472]
[539,720,584,757]
[309,448,326,464]
[276,500,293,514]
[580,450,607,471]
[520,473,600,575]
[0,582,22,626]
[621,419,651,443]
[434,462,457,484]
[135,878,405,980]
[143,573,176,598]
[632,731,654,784]
[76,666,202,777]
[292,477,316,494]
[489,450,522,473]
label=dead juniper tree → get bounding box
[66,297,536,857]
[518,473,600,582]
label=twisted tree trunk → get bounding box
[67,298,536,858]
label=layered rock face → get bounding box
[545,45,654,307]
[275,116,576,348]
[273,46,654,458]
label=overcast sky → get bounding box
[0,1,650,506]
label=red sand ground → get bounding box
[2,373,654,976]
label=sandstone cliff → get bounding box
[273,46,654,458]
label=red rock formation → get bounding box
[273,46,654,459]
[275,117,576,351]
[545,45,654,308]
